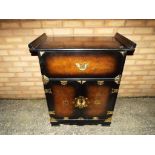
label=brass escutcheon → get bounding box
[75,63,88,71]
[74,96,88,109]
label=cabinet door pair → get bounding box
[44,80,118,120]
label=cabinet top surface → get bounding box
[28,33,136,55]
[38,36,122,49]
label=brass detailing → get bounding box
[114,75,122,84]
[81,80,86,84]
[45,88,52,94]
[42,75,49,85]
[40,51,45,56]
[111,88,118,94]
[97,81,104,85]
[78,117,84,120]
[64,117,69,120]
[94,100,101,105]
[107,111,113,115]
[74,96,88,109]
[60,81,67,85]
[75,63,88,71]
[104,117,112,123]
[50,117,57,122]
[49,111,55,115]
[77,80,86,84]
[120,45,124,49]
[77,81,81,84]
[93,117,98,120]
[120,51,127,56]
[63,99,69,105]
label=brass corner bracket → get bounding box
[40,51,45,56]
[42,75,49,85]
[50,117,57,123]
[104,116,112,123]
[107,111,113,115]
[114,75,122,84]
[120,51,127,57]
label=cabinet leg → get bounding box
[51,122,60,126]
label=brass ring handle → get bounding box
[75,63,88,71]
[74,96,88,109]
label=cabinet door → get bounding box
[82,81,118,118]
[45,81,81,119]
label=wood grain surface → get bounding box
[45,53,119,77]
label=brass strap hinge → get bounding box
[64,117,69,120]
[77,80,86,84]
[42,75,49,85]
[114,75,122,84]
[78,117,84,120]
[60,81,67,85]
[45,88,52,94]
[97,81,104,85]
[93,117,98,120]
[111,88,118,94]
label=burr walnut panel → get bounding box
[51,84,76,117]
[43,52,122,78]
[84,83,111,117]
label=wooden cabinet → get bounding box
[28,33,136,126]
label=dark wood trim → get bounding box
[114,33,136,55]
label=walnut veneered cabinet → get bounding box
[28,33,136,126]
